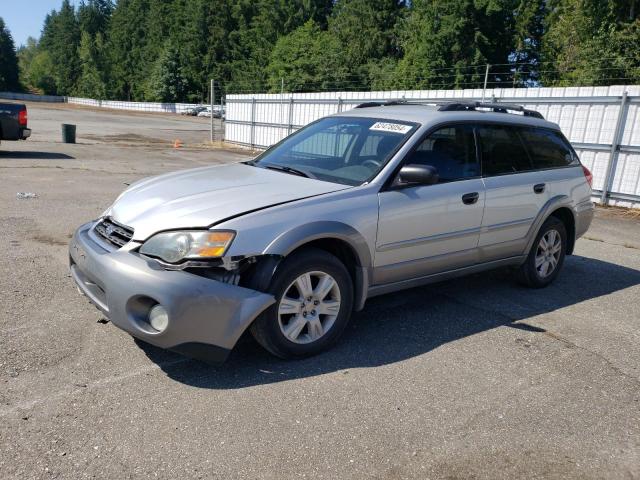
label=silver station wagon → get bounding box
[70,101,594,363]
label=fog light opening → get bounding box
[148,304,169,333]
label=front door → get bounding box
[375,124,486,285]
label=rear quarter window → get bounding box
[519,127,578,169]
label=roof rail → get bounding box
[355,99,408,108]
[438,101,544,119]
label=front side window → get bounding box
[252,117,417,186]
[519,127,578,169]
[477,125,533,176]
[403,125,479,183]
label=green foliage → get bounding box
[541,0,640,86]
[266,20,345,92]
[40,0,81,94]
[145,42,189,102]
[393,0,518,89]
[0,17,20,91]
[19,38,57,94]
[9,0,640,99]
[266,0,406,92]
[75,31,107,98]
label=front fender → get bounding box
[263,221,373,312]
[264,221,373,267]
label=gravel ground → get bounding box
[0,103,639,480]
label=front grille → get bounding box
[94,217,134,248]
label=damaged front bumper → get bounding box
[69,222,275,364]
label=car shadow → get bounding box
[0,151,75,160]
[136,254,640,389]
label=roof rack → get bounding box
[354,99,409,109]
[354,99,544,119]
[438,101,544,119]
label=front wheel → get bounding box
[250,248,354,359]
[516,216,567,288]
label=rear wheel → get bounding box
[250,248,354,359]
[516,216,567,288]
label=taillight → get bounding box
[18,108,27,127]
[582,165,593,187]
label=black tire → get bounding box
[516,216,567,288]
[249,248,354,359]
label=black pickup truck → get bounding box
[0,103,31,143]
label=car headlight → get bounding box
[139,230,235,263]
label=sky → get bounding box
[1,0,77,47]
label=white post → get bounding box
[481,64,490,102]
[601,91,629,205]
[211,80,216,143]
[280,78,285,125]
[250,97,256,149]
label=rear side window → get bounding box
[477,125,533,176]
[519,127,577,169]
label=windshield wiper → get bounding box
[262,163,314,179]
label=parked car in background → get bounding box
[0,103,31,144]
[69,101,594,364]
[182,106,207,116]
[197,105,225,119]
[212,106,225,119]
[197,106,211,118]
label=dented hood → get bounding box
[107,163,350,240]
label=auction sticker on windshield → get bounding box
[370,122,412,134]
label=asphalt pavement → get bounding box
[0,103,639,479]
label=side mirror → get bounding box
[397,164,439,186]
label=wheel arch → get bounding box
[548,206,576,255]
[524,195,577,256]
[259,222,372,311]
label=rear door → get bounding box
[375,124,486,285]
[476,124,550,261]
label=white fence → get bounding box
[0,92,204,114]
[66,97,202,114]
[225,86,640,206]
[0,92,65,102]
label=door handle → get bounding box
[461,192,479,205]
[533,183,546,194]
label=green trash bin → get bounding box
[61,124,76,144]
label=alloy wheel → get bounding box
[535,229,562,278]
[277,271,341,344]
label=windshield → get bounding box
[250,116,418,186]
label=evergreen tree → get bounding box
[40,0,81,95]
[75,31,107,98]
[266,20,346,92]
[78,0,113,37]
[394,0,517,89]
[224,0,334,92]
[107,0,151,100]
[512,0,545,86]
[329,0,404,64]
[145,42,188,102]
[17,37,38,91]
[13,0,640,99]
[542,0,640,86]
[0,17,20,91]
[27,51,57,94]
